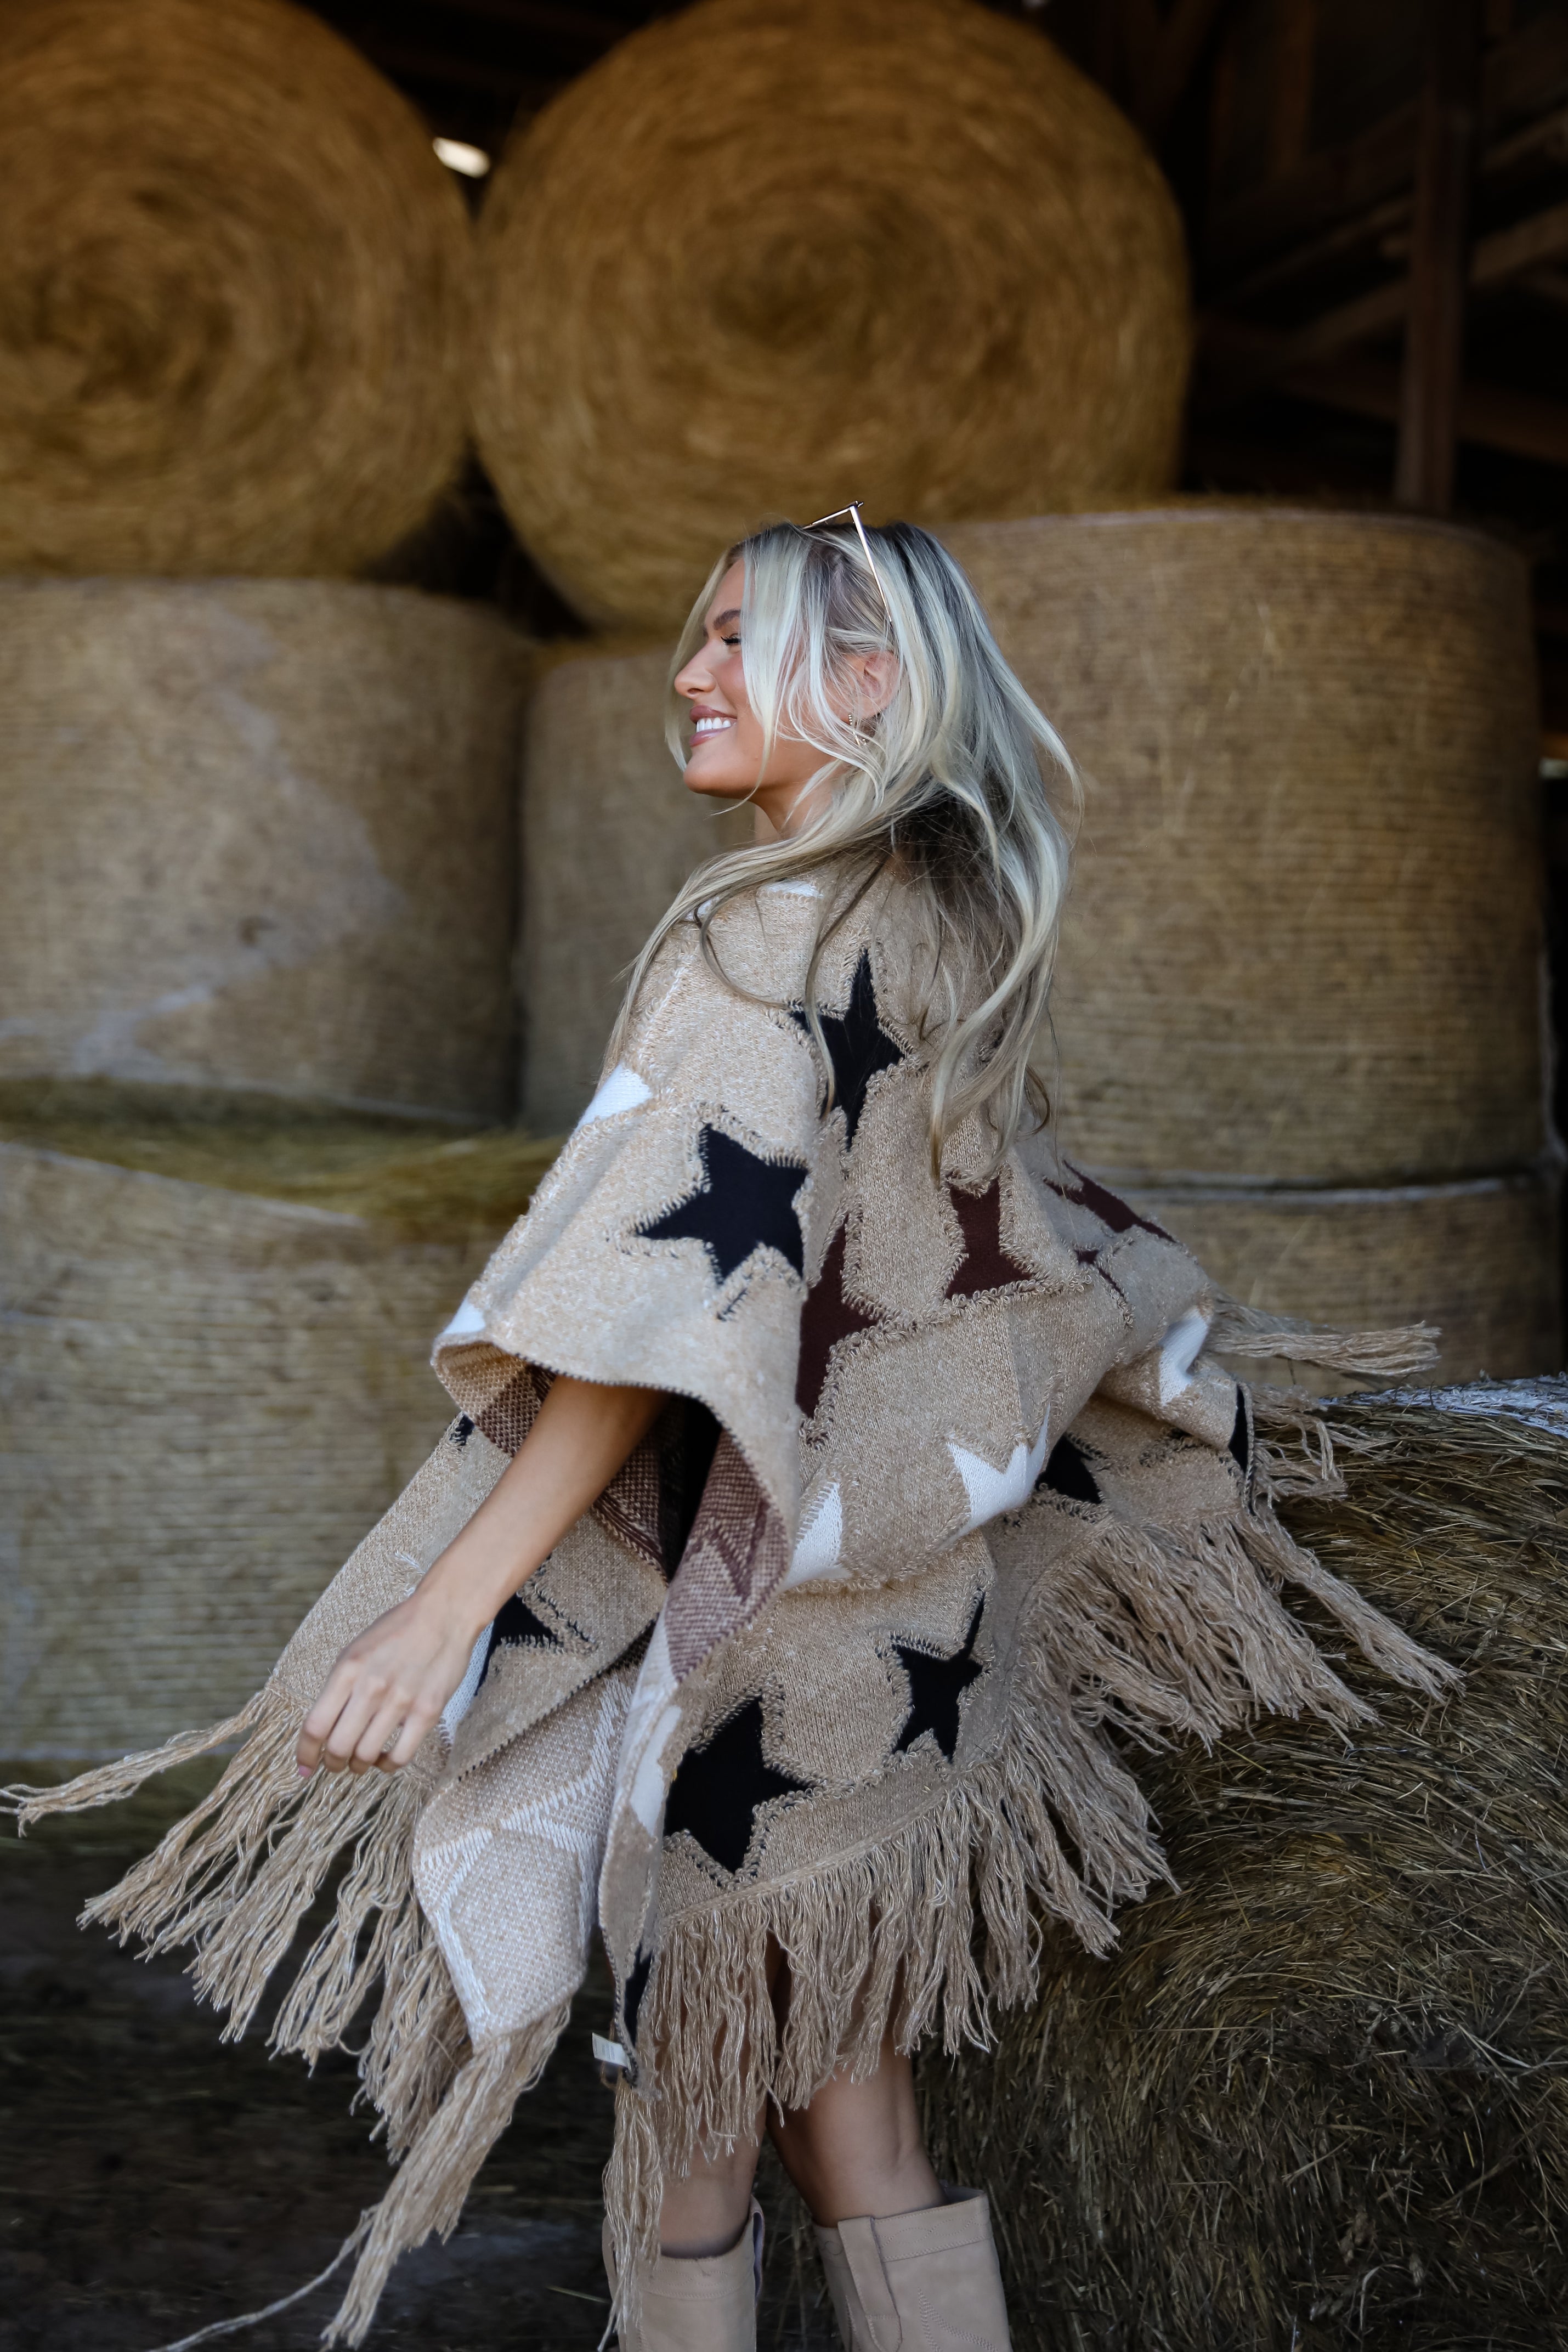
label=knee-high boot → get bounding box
[602,2200,764,2351]
[814,2186,1011,2351]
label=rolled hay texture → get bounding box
[1128,1172,1561,1386]
[519,642,754,1130]
[941,508,1546,1186]
[0,581,529,1121]
[0,1082,557,1756]
[472,0,1190,634]
[919,1383,1568,2351]
[0,0,470,576]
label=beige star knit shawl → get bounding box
[8,867,1454,2344]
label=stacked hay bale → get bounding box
[0,0,469,576]
[0,1084,556,1755]
[0,581,527,1118]
[520,644,754,1131]
[0,0,530,1752]
[920,1381,1568,2350]
[472,0,1191,634]
[942,508,1554,1381]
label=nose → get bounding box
[674,652,712,699]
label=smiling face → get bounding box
[673,559,835,836]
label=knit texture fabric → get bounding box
[8,867,1453,2343]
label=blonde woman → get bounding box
[14,519,1448,2352]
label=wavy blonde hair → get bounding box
[612,518,1080,1175]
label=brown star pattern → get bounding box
[796,1220,882,1420]
[944,1179,1033,1297]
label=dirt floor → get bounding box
[0,1766,835,2352]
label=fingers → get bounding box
[298,1668,403,1777]
[384,1701,438,1772]
[295,1601,471,1780]
[354,1694,414,1776]
[297,1660,359,1775]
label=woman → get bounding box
[13,516,1450,2352]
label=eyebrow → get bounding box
[709,608,741,630]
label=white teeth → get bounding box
[693,715,733,736]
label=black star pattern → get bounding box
[621,1948,653,2049]
[451,1414,475,1449]
[791,950,907,1146]
[1040,1433,1101,1506]
[663,1697,812,1875]
[892,1596,986,1764]
[473,1590,562,1695]
[636,1126,807,1287]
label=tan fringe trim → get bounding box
[1209,1299,1439,1383]
[356,1928,473,2161]
[322,2012,570,2349]
[615,1489,1457,2221]
[8,1678,473,2166]
[604,2074,665,2341]
[1,1687,271,1827]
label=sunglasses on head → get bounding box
[803,499,888,609]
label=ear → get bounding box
[853,649,900,720]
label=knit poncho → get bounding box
[9,866,1453,2343]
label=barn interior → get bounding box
[5,5,1568,2350]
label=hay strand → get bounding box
[473,0,1190,632]
[920,1384,1568,2350]
[0,0,471,576]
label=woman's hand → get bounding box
[296,1374,667,1780]
[296,1582,483,1778]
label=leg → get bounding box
[601,2088,766,2347]
[658,2115,765,2256]
[770,2028,1010,2352]
[767,2026,941,2224]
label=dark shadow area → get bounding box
[0,1766,833,2351]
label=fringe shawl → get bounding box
[4,874,1458,2342]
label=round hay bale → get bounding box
[519,641,754,1130]
[941,508,1544,1185]
[0,1082,554,1756]
[473,0,1190,634]
[0,0,470,576]
[1125,1169,1562,1383]
[0,581,529,1120]
[919,1384,1568,2350]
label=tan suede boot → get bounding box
[602,2199,764,2351]
[814,2186,1011,2351]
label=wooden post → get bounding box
[1395,0,1483,513]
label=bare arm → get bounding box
[297,1375,666,1778]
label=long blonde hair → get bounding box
[613,517,1080,1175]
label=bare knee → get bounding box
[658,2130,762,2258]
[769,2036,942,2226]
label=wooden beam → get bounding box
[1282,353,1568,470]
[1205,7,1568,275]
[1213,97,1568,308]
[1395,0,1482,512]
[1198,193,1568,406]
